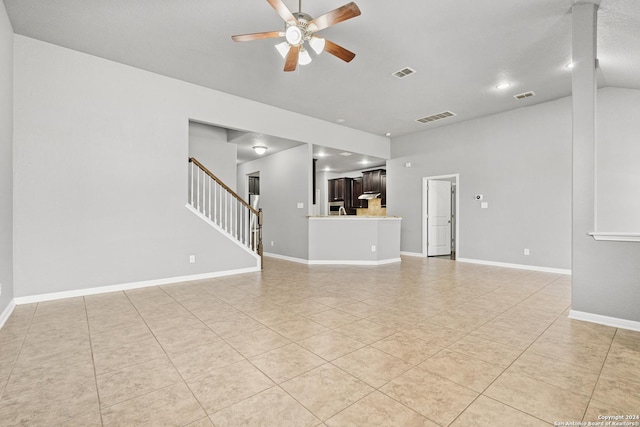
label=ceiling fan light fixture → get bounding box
[275,41,289,58]
[232,1,361,72]
[298,47,312,65]
[285,25,303,46]
[253,146,268,155]
[309,37,325,54]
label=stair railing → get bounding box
[188,157,263,266]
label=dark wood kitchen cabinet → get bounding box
[328,177,352,202]
[362,169,387,193]
[362,169,385,193]
[360,169,386,207]
[351,177,366,208]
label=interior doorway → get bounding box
[422,174,459,259]
[247,171,260,210]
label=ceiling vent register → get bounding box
[514,91,536,100]
[392,67,416,79]
[416,111,457,124]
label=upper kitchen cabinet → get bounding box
[351,177,365,208]
[362,169,386,194]
[328,177,352,202]
[361,169,386,207]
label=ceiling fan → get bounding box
[231,0,361,72]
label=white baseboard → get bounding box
[13,266,261,305]
[308,258,402,266]
[400,251,426,258]
[264,252,401,266]
[263,252,310,264]
[457,258,571,275]
[0,299,16,329]
[569,310,640,332]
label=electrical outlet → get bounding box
[524,248,530,256]
[271,241,274,246]
[189,255,196,263]
[297,202,304,209]
[481,202,488,209]
[371,245,376,252]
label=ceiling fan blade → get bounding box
[231,31,285,42]
[324,39,356,63]
[266,0,298,26]
[308,2,361,32]
[284,45,300,72]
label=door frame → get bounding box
[422,174,460,258]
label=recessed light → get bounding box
[361,159,370,165]
[385,132,391,137]
[496,82,511,90]
[566,62,575,69]
[339,152,353,157]
[324,167,331,172]
[336,118,346,124]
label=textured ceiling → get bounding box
[4,0,639,138]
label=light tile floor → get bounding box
[1,256,639,426]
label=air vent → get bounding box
[514,91,536,100]
[392,67,416,79]
[416,111,457,124]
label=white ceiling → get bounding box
[4,0,640,139]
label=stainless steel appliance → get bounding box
[328,200,345,215]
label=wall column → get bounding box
[570,1,640,329]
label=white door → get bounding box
[427,180,452,256]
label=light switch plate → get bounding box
[297,202,304,209]
[481,202,488,209]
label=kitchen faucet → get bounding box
[338,206,347,216]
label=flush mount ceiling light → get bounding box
[232,0,360,72]
[496,82,511,90]
[566,62,575,69]
[253,146,268,155]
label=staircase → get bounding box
[187,157,263,267]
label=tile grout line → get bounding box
[124,286,214,421]
[581,327,618,422]
[0,303,37,401]
[83,295,105,427]
[444,301,565,426]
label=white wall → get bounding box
[596,87,640,232]
[389,96,572,269]
[237,144,312,260]
[572,87,640,324]
[188,121,237,189]
[13,36,387,297]
[0,2,13,316]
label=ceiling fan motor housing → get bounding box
[285,12,314,46]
